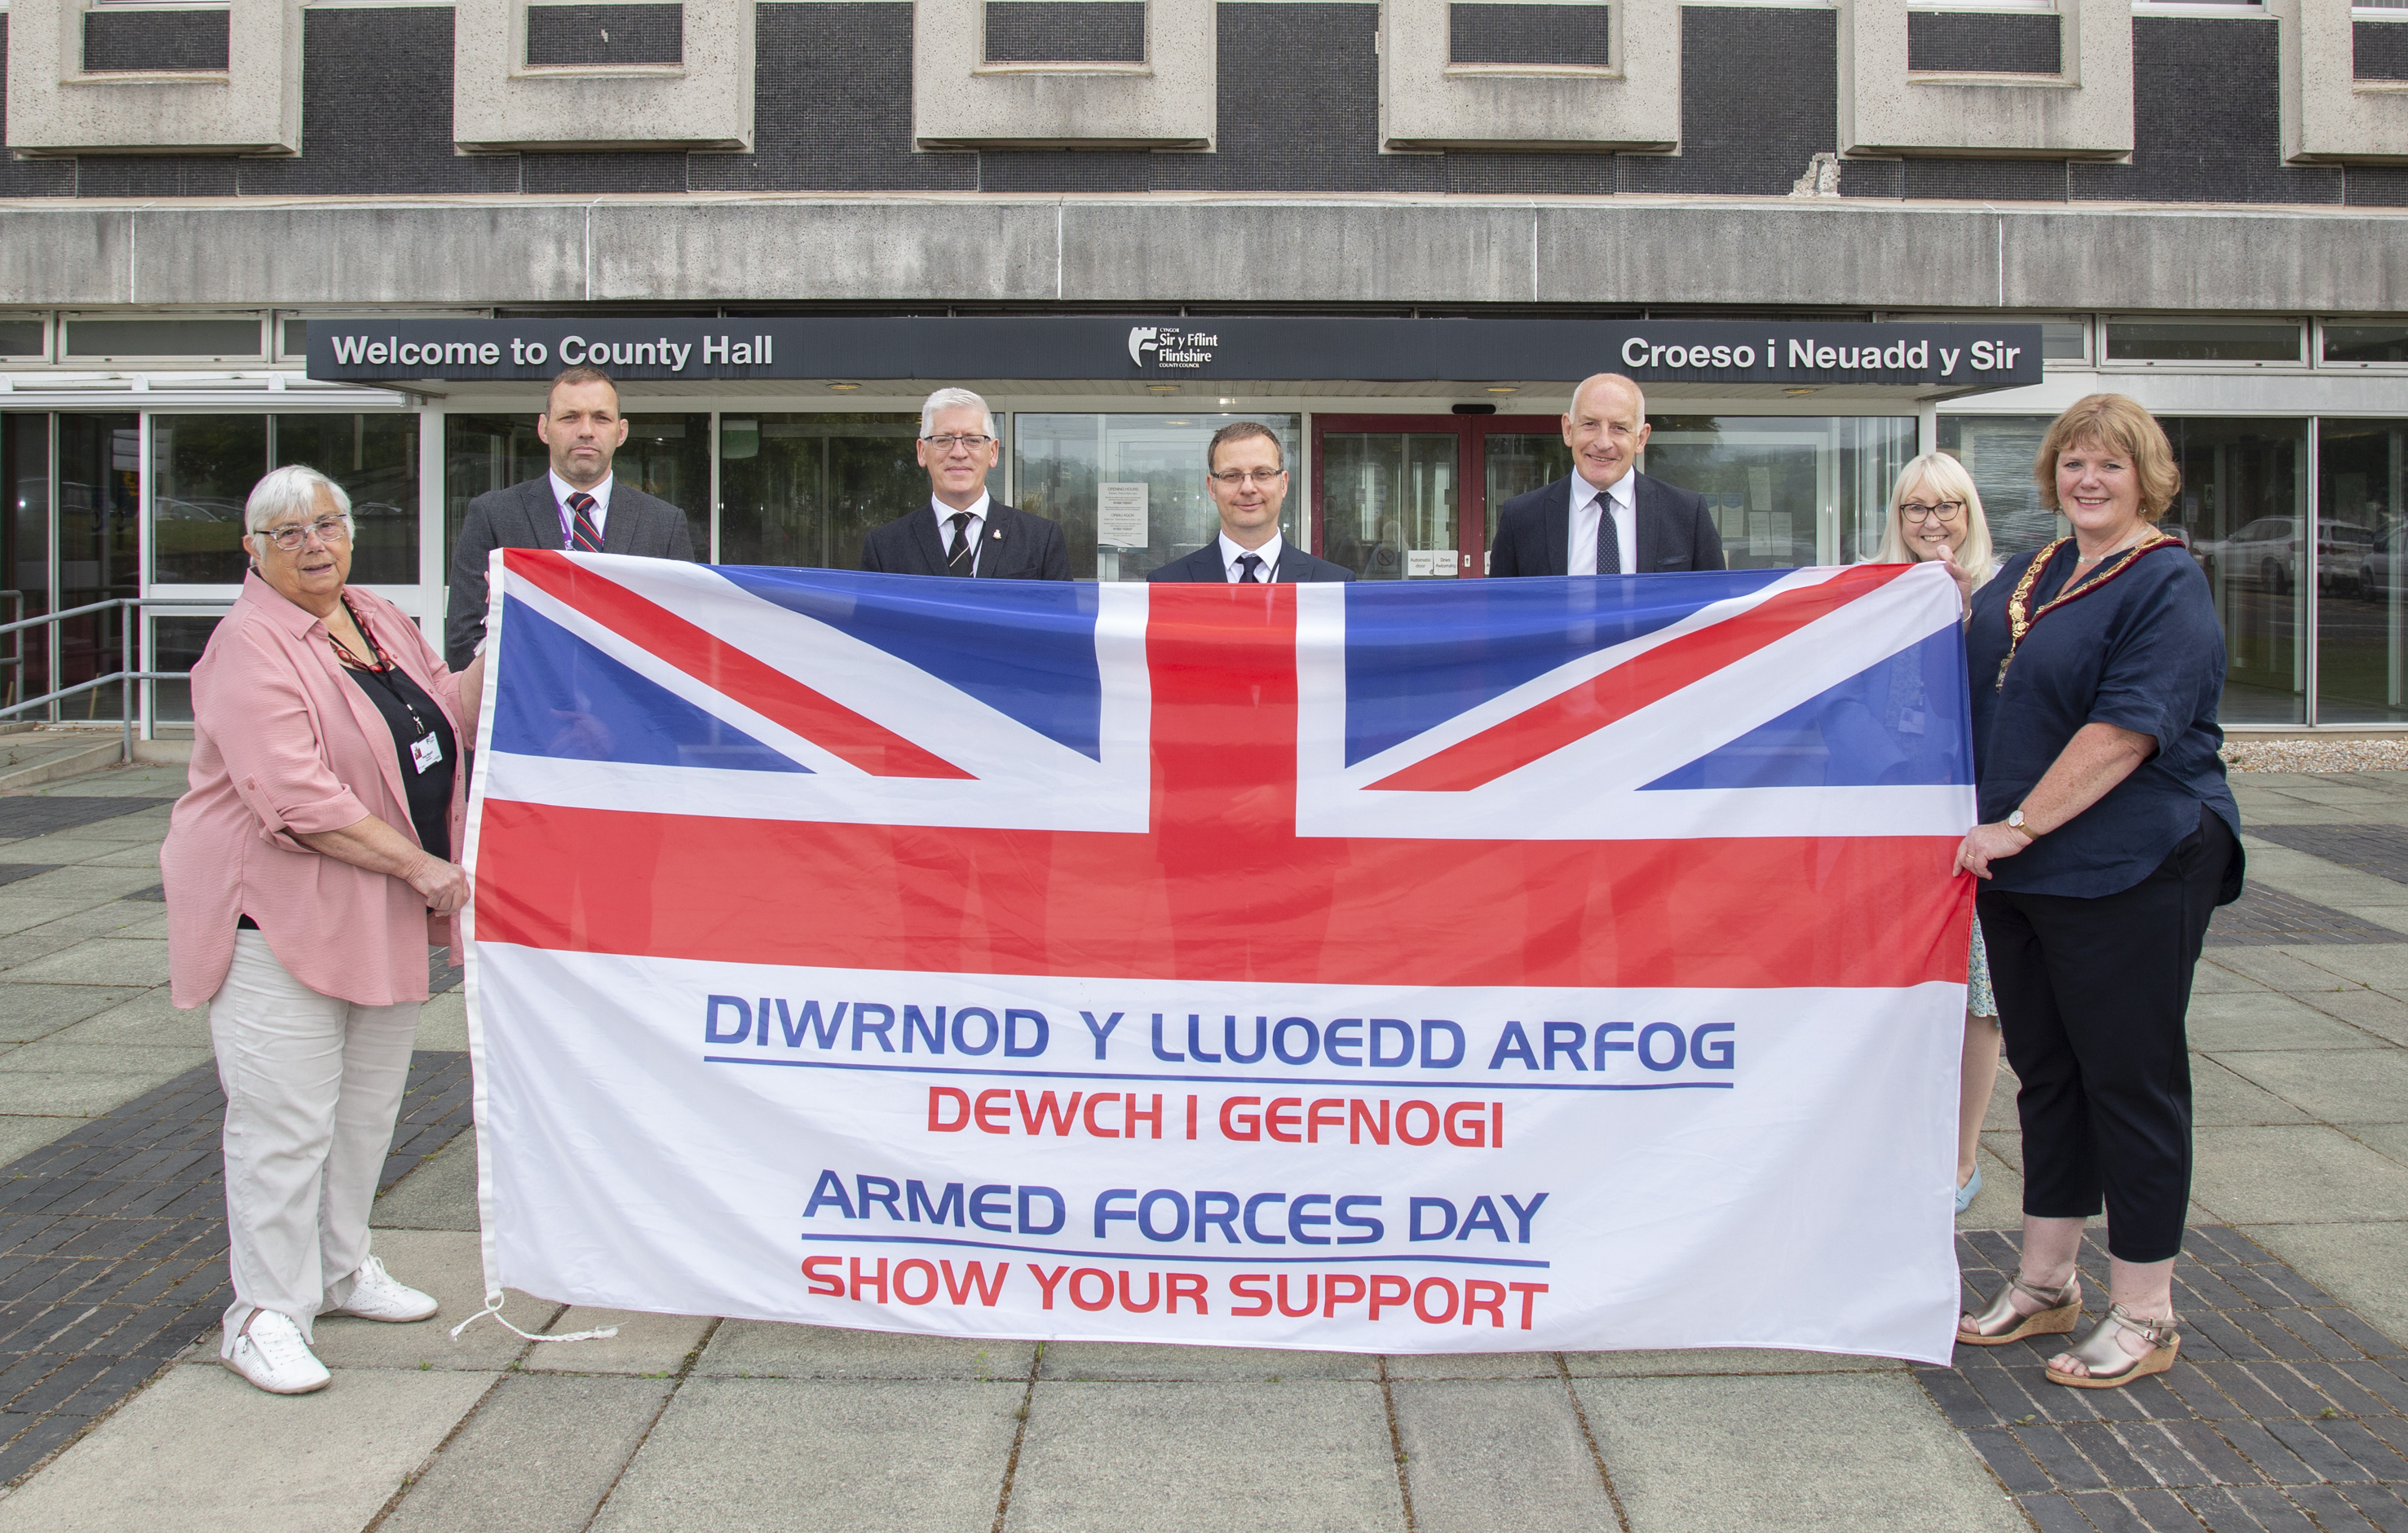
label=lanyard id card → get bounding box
[409,731,444,775]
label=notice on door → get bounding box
[1098,483,1149,549]
[1407,550,1458,578]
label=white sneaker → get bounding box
[327,1254,439,1323]
[221,1310,332,1395]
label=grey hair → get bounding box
[920,387,997,440]
[245,465,353,537]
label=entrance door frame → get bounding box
[1310,413,1568,578]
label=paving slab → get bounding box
[2243,1222,2408,1350]
[2190,961,2273,995]
[0,939,170,989]
[0,1362,495,1533]
[415,990,466,1051]
[2191,1125,2408,1224]
[50,987,210,1049]
[306,1229,546,1373]
[1957,1141,2026,1227]
[2309,987,2408,1045]
[592,1377,1022,1533]
[2267,943,2408,991]
[2352,1121,2408,1165]
[1381,1350,1562,1380]
[2200,948,2368,994]
[0,1111,80,1166]
[372,1131,479,1232]
[1039,1341,1378,1381]
[2211,1049,2408,1122]
[1563,1347,1908,1377]
[0,1067,198,1117]
[0,984,142,1044]
[519,1308,716,1376]
[2192,1055,2317,1126]
[1575,1372,2026,1533]
[376,1374,670,1533]
[1005,1380,1403,1533]
[0,1040,209,1079]
[0,868,173,907]
[2185,992,2386,1051]
[0,899,104,938]
[695,1319,1038,1381]
[1390,1378,1618,1533]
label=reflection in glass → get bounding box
[718,414,920,569]
[1,415,49,709]
[445,413,707,569]
[2105,320,2303,364]
[2324,325,2408,364]
[1321,432,1456,581]
[1641,416,1915,569]
[1016,414,1300,581]
[1481,431,1573,560]
[2314,419,2408,723]
[58,414,138,720]
[2172,417,2308,725]
[154,415,420,584]
[148,614,222,727]
[1937,416,2061,556]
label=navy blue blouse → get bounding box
[1966,539,2241,899]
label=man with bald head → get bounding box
[1489,373,1723,578]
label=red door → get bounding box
[1312,414,1571,579]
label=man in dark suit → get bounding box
[1147,421,1352,584]
[445,364,696,668]
[1489,373,1724,579]
[859,388,1071,580]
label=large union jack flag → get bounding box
[468,551,1973,992]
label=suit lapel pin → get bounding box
[992,529,1004,540]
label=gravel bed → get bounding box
[2221,737,2408,774]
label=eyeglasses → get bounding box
[1208,468,1288,487]
[921,434,995,453]
[1901,501,1966,524]
[258,517,351,551]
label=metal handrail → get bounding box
[0,595,231,762]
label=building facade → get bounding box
[0,0,2403,734]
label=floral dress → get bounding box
[1968,916,1998,1019]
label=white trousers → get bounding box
[210,930,419,1343]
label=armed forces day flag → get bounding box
[462,550,1975,1362]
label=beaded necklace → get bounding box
[1995,530,2180,691]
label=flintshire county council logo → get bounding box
[1128,325,1220,371]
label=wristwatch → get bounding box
[2005,808,2038,842]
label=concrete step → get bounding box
[0,737,124,793]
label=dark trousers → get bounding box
[1976,807,2235,1263]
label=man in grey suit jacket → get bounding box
[444,365,696,668]
[1489,373,1723,580]
[1148,421,1351,584]
[859,387,1071,580]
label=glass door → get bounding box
[1314,415,1568,580]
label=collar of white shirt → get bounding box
[933,493,992,550]
[1219,529,1284,581]
[1573,467,1636,514]
[550,471,615,541]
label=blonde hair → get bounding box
[1872,452,1995,585]
[2035,393,2181,522]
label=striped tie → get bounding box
[946,513,976,577]
[567,492,604,553]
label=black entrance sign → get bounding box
[309,316,2043,391]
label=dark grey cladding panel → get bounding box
[2357,20,2408,82]
[2072,15,2340,206]
[2348,165,2408,206]
[1905,10,2059,76]
[1617,5,1838,197]
[525,3,683,67]
[1448,3,1611,68]
[82,8,231,73]
[239,7,521,196]
[688,2,975,192]
[0,19,79,196]
[520,152,691,194]
[1151,4,1443,192]
[76,157,238,197]
[1840,158,1901,197]
[1902,157,2069,202]
[983,2,1147,64]
[978,150,1154,192]
[1447,152,1615,195]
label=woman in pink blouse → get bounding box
[161,466,485,1395]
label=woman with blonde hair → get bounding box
[1872,451,2001,1214]
[1951,394,2241,1389]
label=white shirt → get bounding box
[933,493,991,575]
[1570,468,1638,576]
[1218,530,1284,583]
[550,471,614,548]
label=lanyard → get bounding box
[329,599,433,741]
[1995,532,2180,691]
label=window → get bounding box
[2104,319,2304,366]
[444,412,708,573]
[62,316,265,362]
[152,413,421,585]
[2323,323,2408,366]
[2171,417,2309,725]
[2315,419,2408,724]
[0,318,47,362]
[1016,414,1301,581]
[718,414,925,570]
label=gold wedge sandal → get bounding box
[2044,1304,2179,1389]
[1956,1274,2083,1347]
